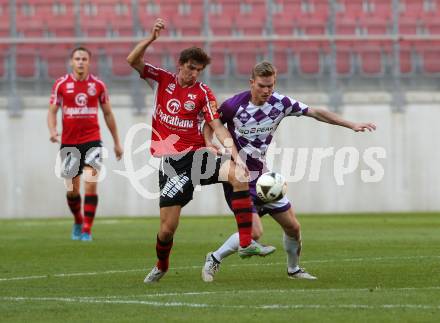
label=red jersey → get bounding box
[141,63,219,157]
[50,73,109,145]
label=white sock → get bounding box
[213,232,240,262]
[283,232,301,273]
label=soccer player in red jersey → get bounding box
[128,18,274,283]
[47,47,123,241]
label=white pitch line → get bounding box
[1,296,440,310]
[1,255,439,283]
[55,286,440,300]
[0,275,47,282]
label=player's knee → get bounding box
[284,222,300,238]
[228,175,248,191]
[66,191,80,199]
[159,228,175,241]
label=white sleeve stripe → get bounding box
[90,74,107,90]
[198,83,215,119]
[144,63,172,77]
[52,74,69,99]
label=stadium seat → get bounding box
[337,0,363,19]
[107,44,135,78]
[400,0,424,18]
[273,44,292,77]
[424,17,440,35]
[235,18,266,36]
[15,45,39,79]
[355,43,389,76]
[362,19,390,35]
[297,50,322,75]
[209,45,230,78]
[234,0,267,36]
[271,0,301,35]
[0,45,7,79]
[209,16,234,36]
[15,2,45,38]
[40,45,71,80]
[295,41,328,76]
[369,0,392,19]
[399,49,414,75]
[172,16,203,36]
[417,42,440,74]
[46,10,76,37]
[231,42,268,77]
[0,3,10,37]
[399,18,418,35]
[335,19,358,35]
[334,42,355,77]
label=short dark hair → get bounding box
[251,61,277,79]
[178,46,210,68]
[71,47,92,59]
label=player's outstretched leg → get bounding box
[202,252,221,282]
[144,266,167,283]
[273,209,317,280]
[287,268,317,280]
[238,240,276,258]
[144,235,173,283]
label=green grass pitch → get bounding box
[1,213,439,322]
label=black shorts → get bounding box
[59,140,103,178]
[159,149,224,208]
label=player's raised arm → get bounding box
[305,107,377,132]
[127,18,165,74]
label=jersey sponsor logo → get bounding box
[64,107,98,116]
[87,83,97,96]
[75,93,88,106]
[158,109,194,128]
[238,124,276,136]
[188,93,197,100]
[184,100,196,111]
[165,83,176,94]
[166,98,181,114]
[66,82,74,93]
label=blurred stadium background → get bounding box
[0,0,439,218]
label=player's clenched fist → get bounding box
[151,18,165,41]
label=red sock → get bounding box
[83,194,98,234]
[231,190,253,247]
[66,194,83,224]
[156,235,173,272]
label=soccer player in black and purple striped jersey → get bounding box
[202,61,376,282]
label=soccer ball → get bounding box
[256,172,287,203]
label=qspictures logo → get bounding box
[54,123,387,196]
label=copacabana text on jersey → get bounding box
[158,109,194,128]
[64,107,98,116]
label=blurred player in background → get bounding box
[202,61,376,281]
[47,47,123,241]
[127,18,274,283]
